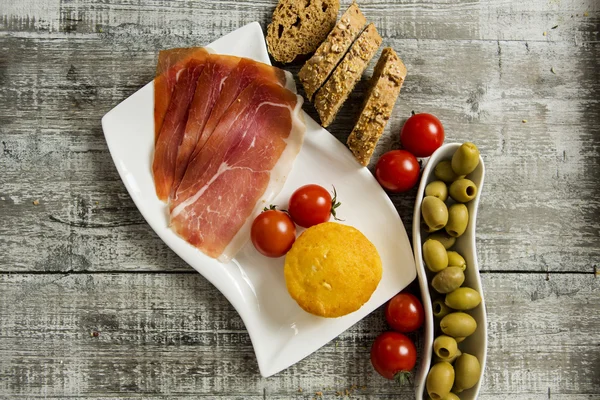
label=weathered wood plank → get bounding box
[1,34,598,273]
[0,0,599,397]
[0,272,598,398]
[1,0,597,44]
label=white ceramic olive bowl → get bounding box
[412,143,487,400]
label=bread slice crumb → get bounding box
[266,0,340,63]
[347,48,407,166]
[313,23,382,127]
[299,2,366,100]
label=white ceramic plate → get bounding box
[412,143,487,399]
[101,22,416,377]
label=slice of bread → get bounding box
[313,23,382,127]
[347,48,407,166]
[298,2,366,100]
[266,0,340,64]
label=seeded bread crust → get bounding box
[313,23,382,127]
[266,0,340,64]
[298,2,366,100]
[347,48,407,166]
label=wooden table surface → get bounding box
[1,0,599,398]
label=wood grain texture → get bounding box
[1,35,599,273]
[0,0,599,398]
[0,273,598,398]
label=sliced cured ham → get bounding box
[189,57,290,159]
[170,77,305,262]
[170,54,241,198]
[152,58,206,202]
[154,47,209,142]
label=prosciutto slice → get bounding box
[189,57,289,160]
[152,58,206,201]
[154,47,209,142]
[170,77,305,262]
[170,54,241,198]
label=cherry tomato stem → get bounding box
[370,331,417,382]
[288,184,341,228]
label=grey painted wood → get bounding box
[0,0,599,398]
[0,273,598,398]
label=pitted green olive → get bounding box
[449,178,478,203]
[445,203,469,237]
[423,239,449,272]
[426,362,455,400]
[440,312,477,338]
[446,251,466,270]
[454,336,466,344]
[433,335,458,360]
[432,267,465,294]
[435,161,463,183]
[432,299,454,319]
[426,181,448,202]
[452,142,480,176]
[433,348,462,364]
[453,353,481,393]
[445,287,482,310]
[422,219,440,233]
[422,196,449,231]
[428,232,456,250]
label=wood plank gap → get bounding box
[480,269,595,275]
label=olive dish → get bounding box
[412,143,487,400]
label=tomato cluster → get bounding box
[371,292,424,383]
[375,113,445,193]
[250,184,340,257]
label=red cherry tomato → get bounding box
[375,150,420,193]
[370,332,417,383]
[386,293,425,333]
[400,113,445,157]
[251,209,296,257]
[288,184,341,228]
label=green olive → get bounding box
[445,287,482,310]
[432,267,465,294]
[423,239,449,272]
[428,232,456,250]
[426,181,448,202]
[445,203,469,237]
[422,218,440,233]
[422,196,449,231]
[452,142,480,176]
[433,348,462,364]
[447,251,466,270]
[432,299,454,319]
[433,335,458,360]
[434,161,463,183]
[426,362,455,400]
[440,312,477,338]
[454,336,466,344]
[449,178,478,203]
[453,353,481,393]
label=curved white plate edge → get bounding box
[412,143,488,400]
[102,101,417,378]
[412,153,437,398]
[100,21,418,378]
[258,120,417,376]
[99,21,274,376]
[467,155,488,398]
